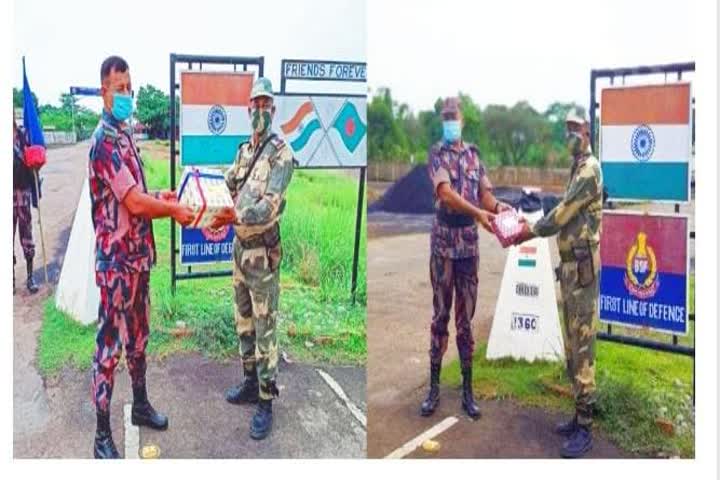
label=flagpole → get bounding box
[33,170,49,284]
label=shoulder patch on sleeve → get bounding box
[429,141,443,156]
[270,135,287,150]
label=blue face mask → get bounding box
[442,120,461,143]
[111,93,133,122]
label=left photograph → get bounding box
[13,0,367,459]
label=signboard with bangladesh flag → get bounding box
[599,82,692,202]
[274,95,367,167]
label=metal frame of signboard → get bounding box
[279,58,367,304]
[589,61,695,400]
[169,53,264,294]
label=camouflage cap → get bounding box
[441,97,461,115]
[250,77,274,100]
[565,107,588,125]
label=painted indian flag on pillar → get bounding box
[180,71,254,166]
[600,83,692,202]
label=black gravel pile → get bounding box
[369,163,563,216]
[368,164,435,214]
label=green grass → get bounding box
[442,337,694,458]
[38,298,96,374]
[39,141,367,376]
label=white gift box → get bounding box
[177,167,234,229]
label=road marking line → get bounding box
[316,368,367,429]
[123,403,140,459]
[384,416,458,459]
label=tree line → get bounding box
[368,87,587,168]
[13,84,178,140]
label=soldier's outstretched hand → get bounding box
[172,204,197,227]
[158,190,177,202]
[513,220,535,245]
[475,210,495,234]
[209,206,237,230]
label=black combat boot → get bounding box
[225,364,259,405]
[131,383,169,430]
[554,415,578,436]
[26,257,38,294]
[461,366,481,419]
[249,399,273,440]
[420,362,441,416]
[560,424,593,458]
[94,410,120,459]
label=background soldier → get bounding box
[88,56,195,458]
[211,77,295,441]
[514,107,603,458]
[420,97,511,419]
[13,118,39,294]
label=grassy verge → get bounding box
[39,141,367,375]
[442,330,694,458]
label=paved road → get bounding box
[13,141,366,459]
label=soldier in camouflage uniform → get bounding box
[211,77,295,441]
[514,107,603,458]
[13,119,39,295]
[88,56,195,459]
[420,97,512,419]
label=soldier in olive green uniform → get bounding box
[515,108,603,458]
[211,77,294,440]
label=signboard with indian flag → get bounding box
[180,71,254,166]
[600,82,692,202]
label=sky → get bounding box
[13,0,366,111]
[368,0,698,113]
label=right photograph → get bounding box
[366,0,696,459]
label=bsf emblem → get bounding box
[624,231,660,299]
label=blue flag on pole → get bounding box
[22,57,44,207]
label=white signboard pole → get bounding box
[486,209,564,362]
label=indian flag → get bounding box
[600,83,691,202]
[180,72,253,166]
[518,245,537,268]
[280,100,323,153]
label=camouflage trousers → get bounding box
[232,237,282,400]
[91,271,150,413]
[13,188,35,263]
[559,247,600,427]
[429,254,478,369]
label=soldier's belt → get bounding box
[237,223,280,249]
[559,243,597,263]
[436,210,475,228]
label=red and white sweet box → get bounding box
[492,209,524,248]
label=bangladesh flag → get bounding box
[332,101,366,153]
